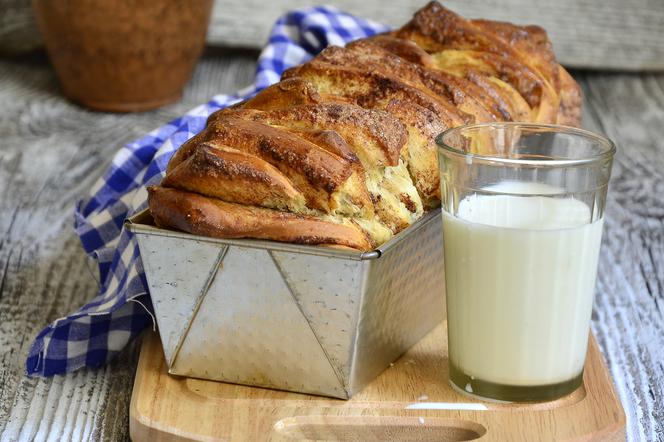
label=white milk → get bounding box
[443,181,604,386]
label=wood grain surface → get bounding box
[0,51,662,441]
[129,327,624,442]
[2,0,664,70]
[207,0,664,72]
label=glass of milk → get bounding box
[437,123,615,402]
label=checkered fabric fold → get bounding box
[26,6,389,376]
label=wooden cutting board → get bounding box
[129,324,625,441]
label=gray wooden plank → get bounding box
[2,0,664,70]
[0,50,662,442]
[206,0,664,71]
[0,50,258,442]
[578,71,664,442]
[0,0,41,55]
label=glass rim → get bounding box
[436,122,617,167]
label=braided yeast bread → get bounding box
[148,2,581,251]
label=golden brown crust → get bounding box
[167,131,206,175]
[469,19,559,91]
[204,116,349,194]
[393,2,562,123]
[162,144,306,212]
[239,77,323,110]
[344,40,504,121]
[150,1,582,250]
[556,65,582,126]
[227,77,442,205]
[171,115,375,216]
[353,35,434,66]
[284,59,469,127]
[395,2,558,88]
[350,36,521,122]
[215,104,408,167]
[383,99,444,205]
[215,105,423,233]
[463,70,532,123]
[148,186,373,251]
[278,128,361,165]
[428,49,558,122]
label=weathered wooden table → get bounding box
[0,50,662,441]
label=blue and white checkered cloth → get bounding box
[26,6,389,376]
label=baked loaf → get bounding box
[148,1,581,251]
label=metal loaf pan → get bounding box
[126,208,445,399]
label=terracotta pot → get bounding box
[32,0,213,112]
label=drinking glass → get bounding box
[437,123,615,402]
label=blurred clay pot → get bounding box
[32,0,213,112]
